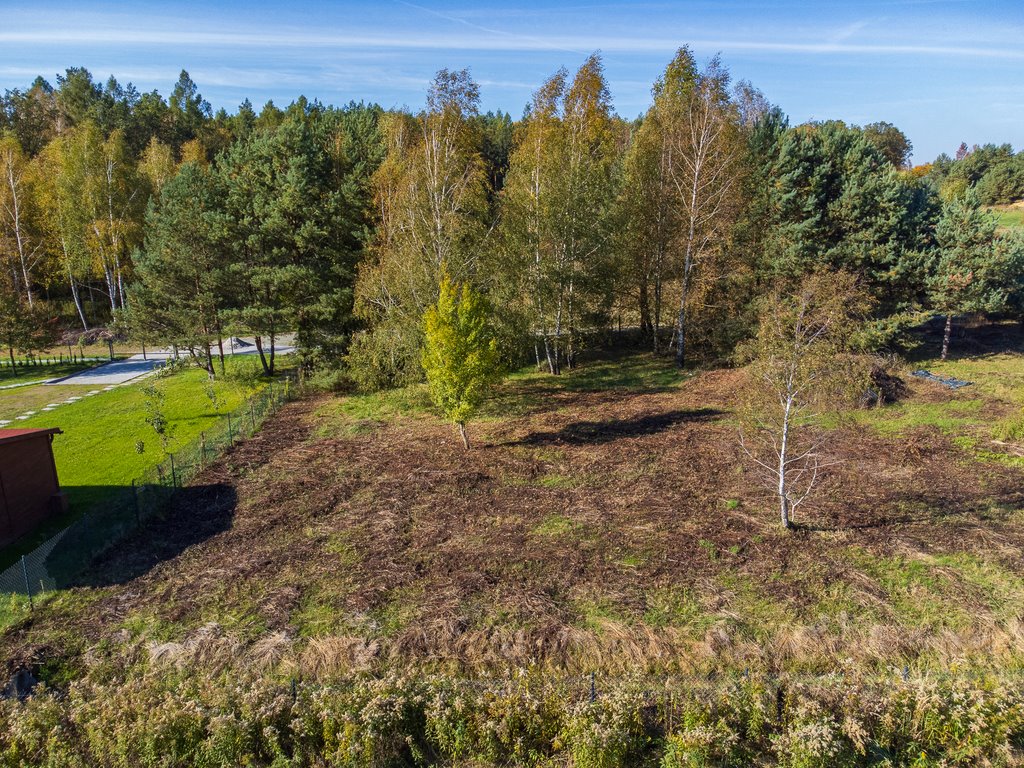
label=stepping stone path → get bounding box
[2,388,109,425]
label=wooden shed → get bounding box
[0,428,66,547]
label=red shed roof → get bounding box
[0,428,63,446]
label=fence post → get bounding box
[200,432,207,471]
[249,402,256,431]
[131,478,141,527]
[21,556,33,611]
[227,413,233,444]
[170,453,177,488]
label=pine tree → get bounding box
[218,114,356,375]
[929,194,1010,359]
[128,162,228,378]
[422,269,502,449]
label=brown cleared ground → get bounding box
[4,345,1024,684]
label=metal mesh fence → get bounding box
[0,378,291,602]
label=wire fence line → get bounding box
[0,378,292,602]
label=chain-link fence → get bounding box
[0,378,291,603]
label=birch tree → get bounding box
[36,134,93,330]
[0,133,46,307]
[63,122,142,313]
[616,55,698,351]
[499,69,568,372]
[498,55,618,374]
[352,69,489,386]
[740,271,869,529]
[664,51,744,368]
[558,54,619,369]
[138,136,177,198]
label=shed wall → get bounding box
[0,436,61,547]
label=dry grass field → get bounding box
[4,330,1024,765]
[5,335,1024,683]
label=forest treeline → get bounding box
[2,51,1023,380]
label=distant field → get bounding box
[990,201,1024,229]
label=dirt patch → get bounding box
[4,362,1024,678]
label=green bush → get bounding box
[345,327,423,392]
[2,671,1024,767]
[557,688,649,768]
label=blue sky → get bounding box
[2,0,1022,162]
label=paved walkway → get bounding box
[47,337,296,387]
[0,338,294,427]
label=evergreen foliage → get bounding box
[0,60,1021,382]
[421,269,502,448]
[928,194,1014,359]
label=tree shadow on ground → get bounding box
[799,487,1024,533]
[47,482,237,589]
[904,317,1024,364]
[484,348,687,419]
[511,408,723,446]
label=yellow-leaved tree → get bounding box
[422,269,502,449]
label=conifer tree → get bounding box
[352,69,489,386]
[128,162,228,378]
[218,115,355,375]
[929,194,1011,359]
[422,269,501,449]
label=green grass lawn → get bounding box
[0,383,107,421]
[990,202,1024,230]
[0,360,102,388]
[23,356,273,507]
[0,355,285,571]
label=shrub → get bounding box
[345,326,424,393]
[557,688,650,768]
[425,675,562,765]
[3,669,1024,766]
[661,720,738,768]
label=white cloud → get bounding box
[3,23,1024,61]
